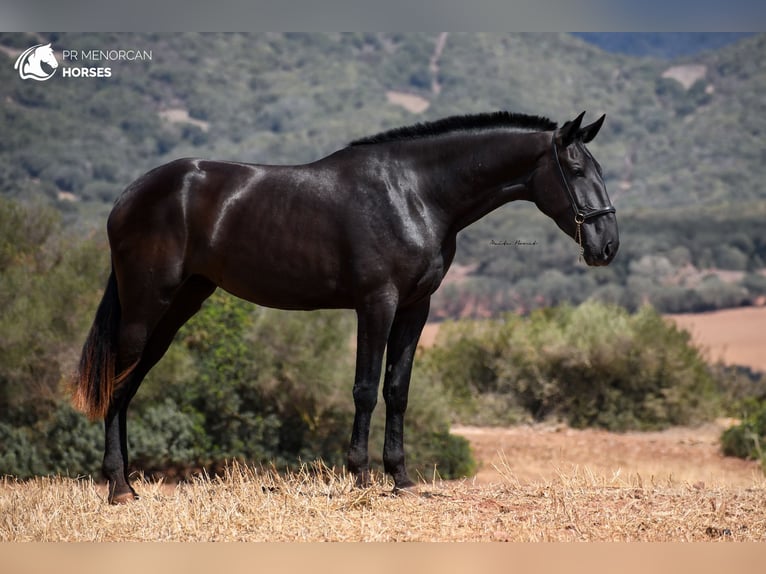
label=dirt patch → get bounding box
[668,307,766,370]
[429,32,448,95]
[452,422,761,488]
[158,108,210,132]
[386,91,430,114]
[662,64,707,90]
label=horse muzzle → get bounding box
[583,237,618,266]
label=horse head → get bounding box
[532,111,619,266]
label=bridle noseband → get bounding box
[551,136,615,261]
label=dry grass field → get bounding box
[2,421,765,542]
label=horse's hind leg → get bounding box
[104,275,216,503]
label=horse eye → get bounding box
[573,168,585,178]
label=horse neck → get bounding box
[407,130,549,232]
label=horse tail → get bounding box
[72,267,135,420]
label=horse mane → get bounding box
[350,111,558,146]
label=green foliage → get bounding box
[0,423,45,477]
[134,293,353,470]
[0,405,103,479]
[721,399,766,471]
[423,302,720,431]
[410,431,477,481]
[716,366,766,470]
[0,198,107,478]
[40,403,103,477]
[129,399,211,472]
[0,198,107,425]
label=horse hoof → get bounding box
[354,474,372,489]
[110,492,138,505]
[393,482,419,496]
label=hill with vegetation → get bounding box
[1,32,765,317]
[572,32,755,58]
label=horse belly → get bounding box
[206,211,352,310]
[216,255,352,310]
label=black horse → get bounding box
[73,110,618,503]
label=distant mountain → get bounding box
[571,33,755,58]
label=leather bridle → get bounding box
[551,136,615,260]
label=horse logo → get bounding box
[14,43,59,81]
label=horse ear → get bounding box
[556,111,586,147]
[579,114,606,144]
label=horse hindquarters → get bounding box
[77,173,216,501]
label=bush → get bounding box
[0,423,45,478]
[410,431,476,481]
[721,399,766,471]
[0,404,102,479]
[423,302,720,431]
[41,403,103,477]
[129,399,211,473]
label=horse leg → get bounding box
[104,275,216,503]
[103,297,165,503]
[382,297,430,491]
[347,291,397,487]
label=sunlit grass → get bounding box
[2,460,764,542]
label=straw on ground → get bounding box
[2,460,764,542]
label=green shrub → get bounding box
[721,399,766,471]
[410,431,476,481]
[0,423,45,478]
[129,398,211,472]
[41,403,103,477]
[423,302,720,431]
[713,365,766,415]
[420,320,516,424]
[0,404,102,479]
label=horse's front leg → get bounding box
[382,297,430,491]
[347,292,397,487]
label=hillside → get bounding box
[1,32,765,316]
[572,32,755,58]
